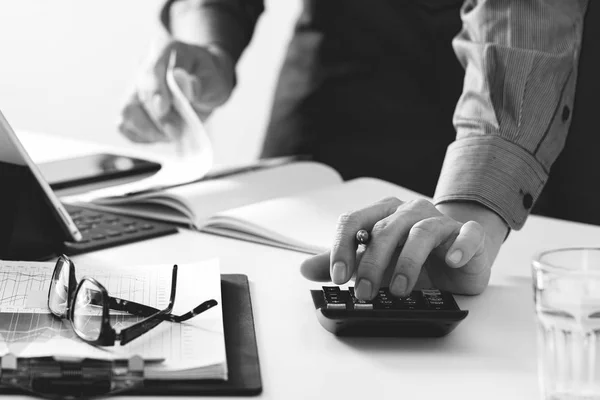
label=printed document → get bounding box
[0,259,227,380]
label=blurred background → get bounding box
[0,0,301,166]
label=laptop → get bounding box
[0,109,177,261]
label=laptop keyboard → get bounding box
[62,204,178,255]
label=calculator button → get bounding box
[325,294,342,303]
[395,293,425,310]
[322,286,343,299]
[374,298,394,308]
[326,303,347,310]
[374,302,394,310]
[349,287,374,310]
[421,289,447,310]
[322,287,347,309]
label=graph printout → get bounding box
[0,259,226,379]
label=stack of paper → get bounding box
[0,259,227,380]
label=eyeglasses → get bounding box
[47,255,217,346]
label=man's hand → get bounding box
[300,198,508,300]
[118,40,234,144]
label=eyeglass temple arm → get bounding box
[118,265,178,346]
[118,298,218,345]
[107,264,218,322]
[108,297,161,317]
[119,305,173,346]
[164,299,218,322]
[108,297,217,321]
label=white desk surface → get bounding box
[10,131,600,399]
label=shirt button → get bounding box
[562,106,571,122]
[523,193,533,209]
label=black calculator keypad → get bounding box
[323,286,452,311]
[322,286,347,309]
[312,286,468,337]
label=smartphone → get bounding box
[39,153,162,192]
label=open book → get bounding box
[72,161,426,254]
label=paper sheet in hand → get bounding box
[0,259,227,380]
[66,51,214,203]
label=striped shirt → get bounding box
[163,0,590,230]
[434,0,590,229]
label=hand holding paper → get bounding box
[165,50,212,162]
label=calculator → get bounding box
[311,286,468,337]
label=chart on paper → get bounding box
[0,259,225,371]
[0,261,168,347]
[0,261,170,313]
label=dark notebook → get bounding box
[0,274,262,397]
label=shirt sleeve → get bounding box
[434,0,589,230]
[159,0,265,62]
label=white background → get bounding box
[0,0,301,166]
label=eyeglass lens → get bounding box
[72,280,104,342]
[48,258,70,316]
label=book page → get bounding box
[204,178,427,254]
[179,161,343,226]
[86,161,343,227]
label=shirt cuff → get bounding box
[434,136,548,230]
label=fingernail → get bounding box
[355,279,373,300]
[449,249,463,264]
[390,274,408,296]
[332,262,347,284]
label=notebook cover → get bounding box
[0,274,262,397]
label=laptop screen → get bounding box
[0,110,82,250]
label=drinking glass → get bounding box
[532,247,600,399]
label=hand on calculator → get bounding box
[301,198,509,299]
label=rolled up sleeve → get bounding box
[434,0,589,229]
